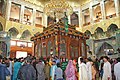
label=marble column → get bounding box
[6,37,10,57]
[68,15,71,24]
[32,9,36,26]
[0,32,10,57]
[5,0,11,20]
[81,11,85,26]
[20,5,25,23]
[43,14,47,27]
[56,18,59,22]
[100,0,106,20]
[30,8,34,26]
[42,13,44,27]
[114,0,120,17]
[89,2,94,24]
[78,8,82,27]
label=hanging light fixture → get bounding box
[44,0,73,19]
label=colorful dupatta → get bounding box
[65,60,77,80]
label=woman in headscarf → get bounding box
[73,59,78,79]
[65,60,77,80]
[78,57,88,80]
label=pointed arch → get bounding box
[106,24,118,37]
[0,22,3,31]
[20,30,32,40]
[70,12,79,26]
[107,24,118,31]
[8,27,19,38]
[95,27,104,33]
[94,27,104,39]
[84,30,91,37]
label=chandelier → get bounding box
[44,0,73,19]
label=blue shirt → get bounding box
[50,65,57,80]
[13,62,21,80]
[0,63,10,80]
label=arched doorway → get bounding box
[97,42,114,57]
[106,24,118,37]
[84,30,91,37]
[20,30,31,40]
[93,27,104,39]
[70,12,79,26]
[8,27,19,39]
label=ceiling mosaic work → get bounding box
[24,0,91,7]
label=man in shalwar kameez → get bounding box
[102,56,112,80]
[86,58,92,80]
[78,57,88,80]
[50,60,57,80]
[114,57,120,80]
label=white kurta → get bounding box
[102,61,112,80]
[79,63,89,80]
[86,62,92,80]
[114,62,120,80]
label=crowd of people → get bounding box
[0,54,120,80]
